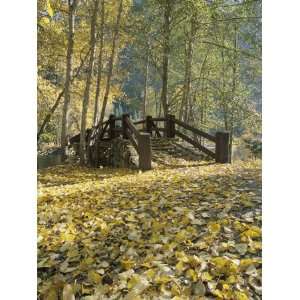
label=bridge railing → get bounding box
[123,114,152,171]
[132,114,230,163]
[74,113,231,168]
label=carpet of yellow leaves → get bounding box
[38,160,261,300]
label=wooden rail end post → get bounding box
[122,114,130,139]
[109,114,115,139]
[146,115,153,136]
[166,114,175,138]
[138,133,152,170]
[215,131,231,163]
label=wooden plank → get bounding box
[174,118,216,142]
[137,133,152,170]
[151,121,161,137]
[133,119,146,125]
[152,117,166,122]
[175,130,216,158]
[125,117,140,137]
[126,129,138,151]
[146,116,153,135]
[166,114,175,138]
[215,131,230,163]
[99,122,109,140]
[109,114,115,139]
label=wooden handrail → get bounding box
[125,116,140,137]
[152,117,166,122]
[175,130,215,158]
[98,121,109,140]
[122,114,151,170]
[125,128,138,151]
[174,118,216,142]
[133,119,146,125]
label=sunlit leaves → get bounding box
[38,160,261,298]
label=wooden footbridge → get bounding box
[71,114,231,170]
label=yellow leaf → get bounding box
[186,269,198,282]
[241,226,261,239]
[171,283,181,296]
[195,241,208,250]
[88,270,102,284]
[208,222,221,234]
[234,291,249,300]
[175,261,186,274]
[175,251,189,263]
[128,275,141,289]
[226,275,237,284]
[175,230,187,242]
[121,259,135,270]
[144,268,156,280]
[155,274,172,284]
[211,257,238,275]
[47,0,54,17]
[188,255,202,267]
[212,289,224,298]
[201,271,213,281]
[38,16,50,27]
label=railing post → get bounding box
[109,114,115,139]
[166,114,175,138]
[146,115,153,135]
[138,133,152,170]
[122,114,130,139]
[215,131,231,163]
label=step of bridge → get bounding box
[150,137,210,168]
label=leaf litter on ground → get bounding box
[38,159,261,300]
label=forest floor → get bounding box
[38,159,261,300]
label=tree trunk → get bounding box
[60,0,78,155]
[160,0,171,118]
[93,0,105,125]
[229,25,239,161]
[179,15,196,122]
[79,0,100,165]
[99,0,124,124]
[142,46,149,119]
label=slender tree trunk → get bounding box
[160,0,171,118]
[60,0,78,155]
[142,47,149,119]
[99,0,124,124]
[179,15,196,122]
[155,89,158,117]
[221,47,228,130]
[93,0,105,125]
[229,25,239,161]
[79,0,100,164]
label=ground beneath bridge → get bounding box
[38,160,261,300]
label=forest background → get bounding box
[37,0,262,162]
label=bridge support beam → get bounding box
[215,131,231,163]
[122,114,130,139]
[109,114,115,139]
[166,114,175,138]
[146,115,153,136]
[138,133,152,171]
